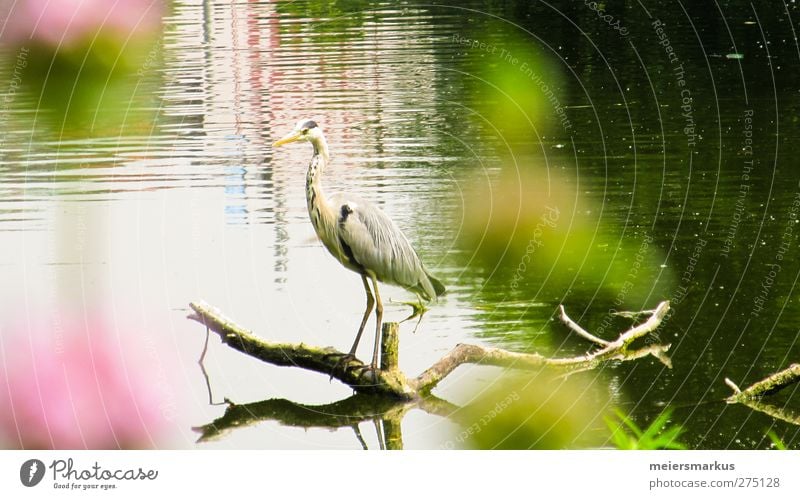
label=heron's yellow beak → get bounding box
[272,130,303,148]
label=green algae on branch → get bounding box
[188,299,672,400]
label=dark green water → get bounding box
[1,0,798,449]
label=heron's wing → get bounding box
[333,194,436,299]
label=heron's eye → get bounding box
[302,129,308,135]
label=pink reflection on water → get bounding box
[0,314,164,449]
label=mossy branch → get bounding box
[188,301,414,399]
[726,363,800,402]
[725,363,800,425]
[188,299,671,400]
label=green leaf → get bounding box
[606,408,685,450]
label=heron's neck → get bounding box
[306,135,333,231]
[306,135,330,192]
[311,134,330,165]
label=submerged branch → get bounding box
[725,363,800,426]
[726,363,800,402]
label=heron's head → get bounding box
[272,119,323,147]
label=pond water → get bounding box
[1,0,799,449]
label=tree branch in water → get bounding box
[188,300,672,399]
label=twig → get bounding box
[559,305,610,346]
[196,325,226,406]
[612,309,657,319]
[724,378,741,394]
[608,300,671,348]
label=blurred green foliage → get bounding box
[458,166,670,308]
[766,430,788,450]
[0,1,162,130]
[23,38,156,127]
[455,371,611,449]
[451,20,672,310]
[605,408,686,450]
[461,22,563,149]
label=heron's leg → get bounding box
[370,274,384,369]
[325,276,374,377]
[348,274,375,357]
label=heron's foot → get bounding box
[350,362,380,383]
[323,352,363,380]
[392,299,429,320]
[391,299,429,332]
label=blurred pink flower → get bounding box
[0,315,164,449]
[1,0,163,46]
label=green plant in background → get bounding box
[766,430,788,450]
[605,408,686,450]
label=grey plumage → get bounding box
[332,194,442,301]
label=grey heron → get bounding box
[272,120,445,372]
